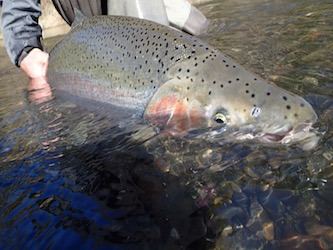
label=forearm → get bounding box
[1,0,43,66]
[163,0,209,36]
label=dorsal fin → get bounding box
[72,8,87,29]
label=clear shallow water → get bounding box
[1,0,332,249]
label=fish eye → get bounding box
[213,112,227,124]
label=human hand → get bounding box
[20,48,49,79]
[28,77,53,105]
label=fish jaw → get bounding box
[241,93,318,145]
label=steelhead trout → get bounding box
[47,10,318,146]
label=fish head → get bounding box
[145,53,318,147]
[205,77,318,144]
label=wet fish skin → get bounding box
[48,11,317,143]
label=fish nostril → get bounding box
[251,107,261,117]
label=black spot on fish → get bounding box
[228,80,232,84]
[286,105,291,110]
[283,96,288,101]
[208,91,212,95]
[294,113,298,117]
[251,94,255,98]
[300,103,305,107]
[267,92,271,96]
[284,115,288,119]
[220,84,224,88]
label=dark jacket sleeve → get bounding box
[1,0,43,66]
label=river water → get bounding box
[0,0,332,249]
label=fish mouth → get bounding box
[259,132,288,143]
[201,120,319,150]
[257,122,317,144]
